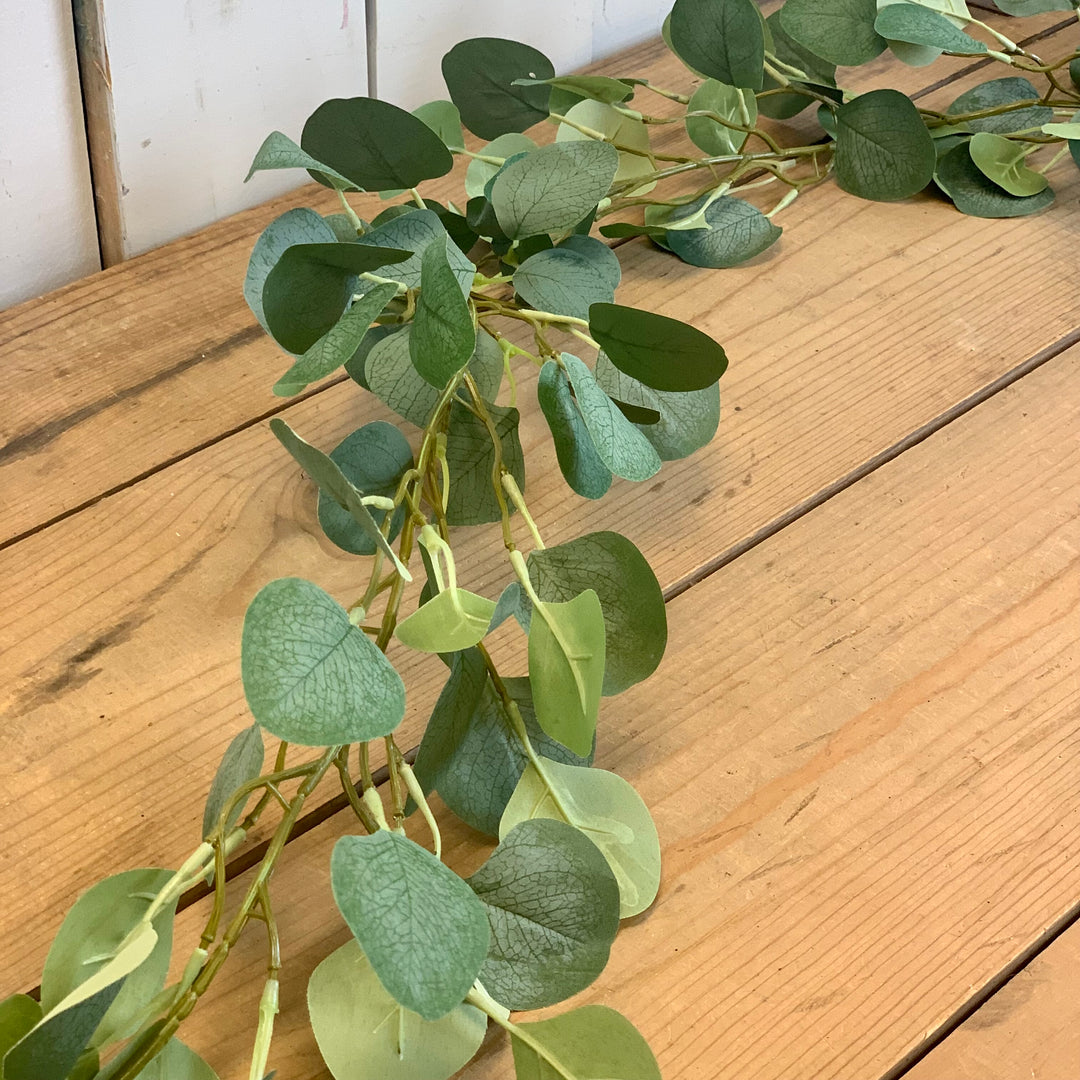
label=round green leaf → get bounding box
[442,38,554,139]
[516,238,620,321]
[411,235,476,387]
[301,97,453,192]
[873,5,986,53]
[664,193,781,268]
[834,88,935,201]
[330,832,490,1021]
[356,208,475,294]
[537,361,613,500]
[668,0,765,90]
[685,80,757,157]
[968,131,1049,196]
[137,1039,219,1080]
[501,760,661,918]
[202,723,264,839]
[241,578,406,745]
[468,819,619,1010]
[996,0,1074,12]
[934,141,1055,217]
[529,531,666,697]
[555,99,656,194]
[946,77,1053,135]
[412,99,466,153]
[309,939,486,1080]
[779,0,887,66]
[395,588,497,654]
[464,134,537,199]
[589,302,728,392]
[443,400,525,526]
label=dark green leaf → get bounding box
[589,302,728,392]
[514,243,621,322]
[241,577,406,745]
[244,131,356,189]
[301,97,453,191]
[515,74,635,104]
[442,38,554,139]
[331,832,490,1020]
[779,0,886,66]
[874,5,987,53]
[0,996,40,1061]
[444,401,525,526]
[202,724,264,839]
[757,11,838,119]
[611,398,661,425]
[946,77,1054,135]
[934,140,1055,217]
[669,0,765,90]
[597,222,669,240]
[537,361,613,500]
[469,819,619,1010]
[834,89,935,201]
[664,193,781,268]
[323,212,364,242]
[411,235,476,387]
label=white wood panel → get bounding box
[592,0,668,57]
[100,0,369,258]
[0,1,99,310]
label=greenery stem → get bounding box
[502,473,544,549]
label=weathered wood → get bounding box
[170,346,1080,1079]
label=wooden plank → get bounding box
[906,921,1080,1080]
[170,342,1080,1079]
[2,26,1077,991]
[0,2,100,308]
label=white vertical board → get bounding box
[0,1,99,310]
[592,0,668,57]
[101,1,369,258]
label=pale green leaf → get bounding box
[137,1039,219,1080]
[396,588,497,654]
[685,80,757,157]
[555,100,656,195]
[1042,121,1080,138]
[935,141,1055,217]
[413,99,467,153]
[969,131,1049,196]
[517,74,635,104]
[202,724,264,839]
[465,134,538,199]
[0,997,41,1061]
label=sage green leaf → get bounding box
[517,74,635,105]
[668,0,765,90]
[245,130,356,189]
[968,131,1048,196]
[537,361,613,500]
[331,832,490,1020]
[356,209,474,294]
[308,939,486,1080]
[396,588,497,653]
[589,302,728,392]
[664,193,781,268]
[555,100,656,194]
[510,1005,661,1080]
[40,869,175,1048]
[0,996,40,1061]
[442,38,554,139]
[444,400,525,526]
[560,354,660,483]
[529,588,605,757]
[779,0,886,65]
[202,724,264,839]
[594,351,719,461]
[244,209,335,337]
[597,222,670,240]
[270,419,411,577]
[324,212,365,242]
[422,199,480,256]
[529,531,665,697]
[874,5,987,53]
[413,99,466,153]
[834,89,935,201]
[946,77,1053,135]
[262,242,411,354]
[488,583,532,635]
[273,281,399,395]
[1042,121,1080,139]
[318,421,412,557]
[996,0,1073,12]
[514,245,620,321]
[685,80,757,156]
[501,760,661,917]
[492,142,619,239]
[469,819,619,1010]
[411,236,476,387]
[758,11,837,119]
[465,134,538,198]
[137,1039,219,1080]
[934,141,1055,217]
[301,97,453,191]
[241,577,406,745]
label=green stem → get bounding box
[336,189,364,233]
[465,986,579,1080]
[502,473,544,549]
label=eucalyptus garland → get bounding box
[5,1,1077,1078]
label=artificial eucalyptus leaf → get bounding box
[465,134,538,198]
[308,939,486,1080]
[469,819,619,1010]
[612,399,661,425]
[537,361,614,500]
[245,130,357,189]
[996,0,1074,12]
[411,235,476,386]
[501,760,661,918]
[241,577,406,745]
[1042,121,1080,139]
[0,996,40,1060]
[967,131,1048,196]
[444,400,525,526]
[589,302,728,392]
[356,209,474,295]
[873,5,987,53]
[555,100,656,194]
[597,222,670,240]
[202,724,264,839]
[946,77,1053,135]
[301,97,453,191]
[421,199,480,256]
[514,244,620,321]
[244,209,336,337]
[668,0,765,90]
[488,582,532,635]
[412,99,467,152]
[442,38,555,139]
[560,354,661,483]
[685,80,757,156]
[779,0,886,66]
[834,89,935,201]
[262,242,411,354]
[510,1005,661,1080]
[40,868,175,1049]
[396,588,497,653]
[517,74,636,104]
[317,421,413,557]
[529,588,606,757]
[270,419,411,576]
[492,141,619,239]
[136,1039,219,1080]
[330,832,490,1020]
[273,281,399,395]
[934,141,1055,217]
[757,11,838,119]
[664,193,781,268]
[529,531,665,697]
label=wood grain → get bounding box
[169,342,1080,1080]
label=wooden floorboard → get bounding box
[171,343,1080,1080]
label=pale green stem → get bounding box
[501,474,544,549]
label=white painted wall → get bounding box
[0,2,99,310]
[592,0,669,56]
